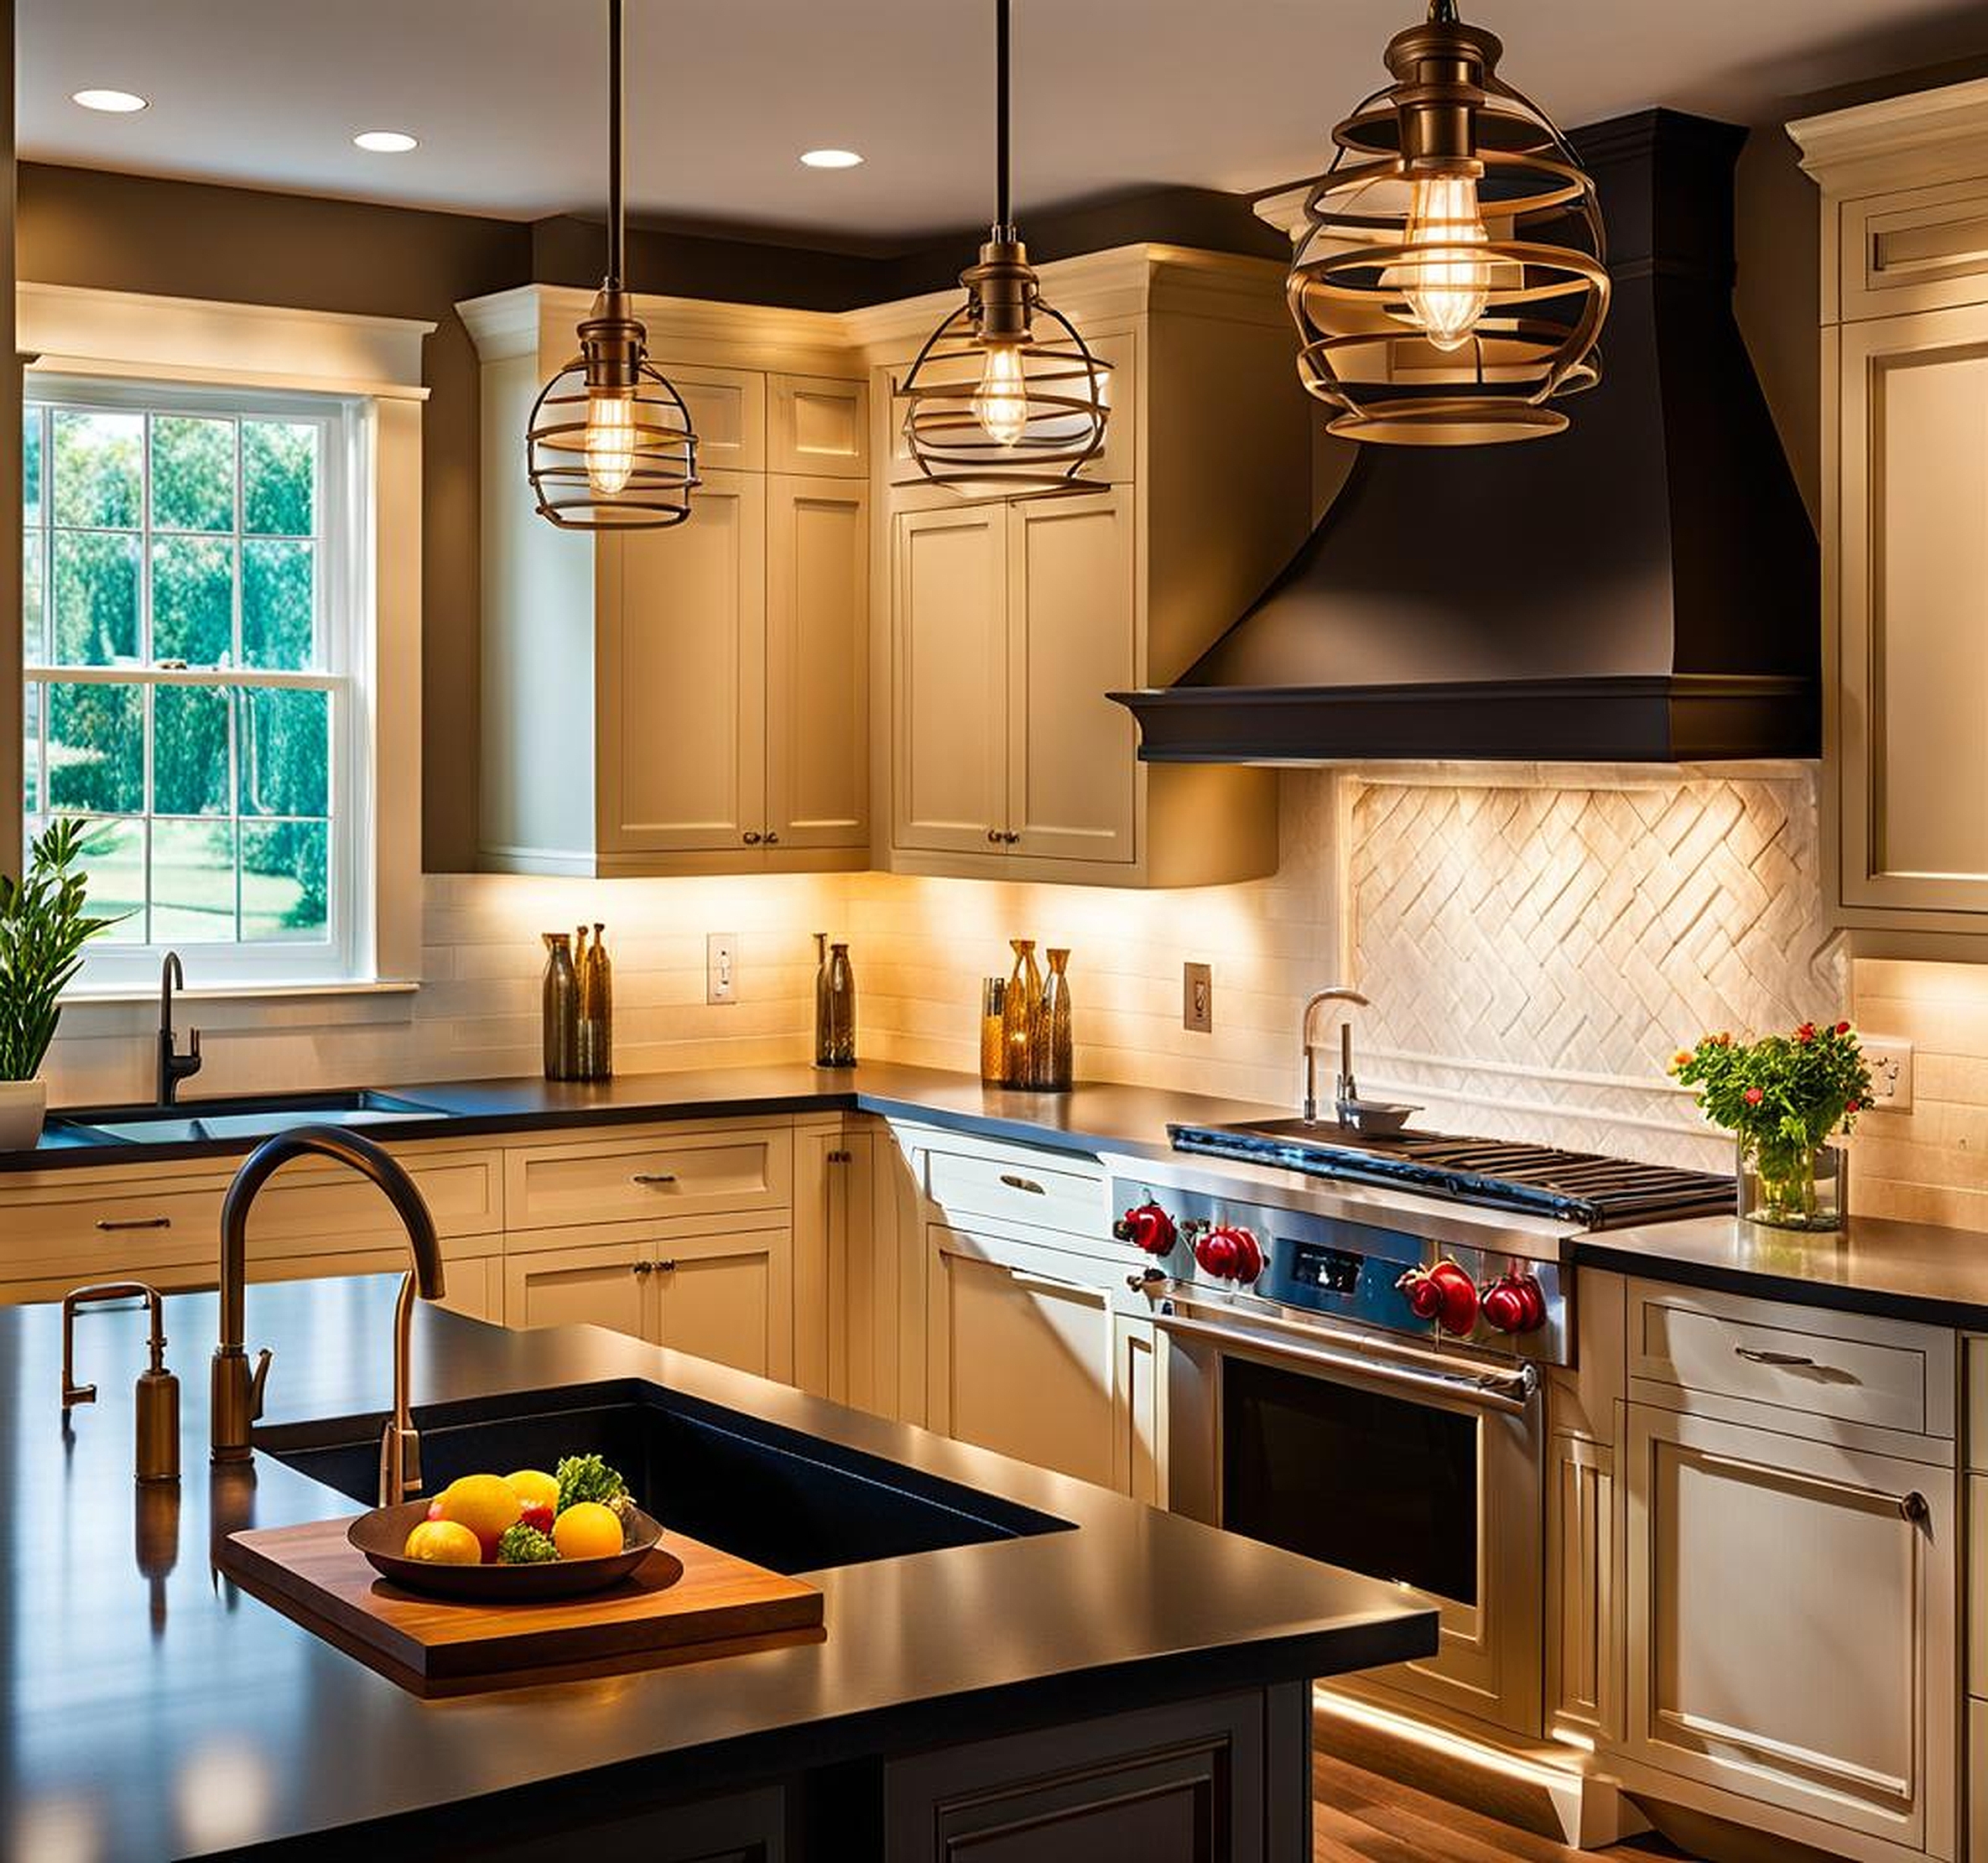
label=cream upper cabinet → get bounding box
[892,502,1010,858]
[461,284,868,877]
[600,469,767,857]
[1007,490,1137,864]
[1618,1402,1956,1858]
[766,475,869,852]
[1795,80,1988,941]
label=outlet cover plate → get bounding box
[706,933,737,1006]
[1184,962,1213,1034]
[1862,1036,1912,1111]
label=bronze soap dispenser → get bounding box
[62,1282,180,1484]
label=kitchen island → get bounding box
[2,1274,1432,1862]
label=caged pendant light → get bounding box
[1287,0,1609,445]
[898,0,1110,494]
[527,0,699,528]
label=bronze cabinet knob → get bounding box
[742,831,763,846]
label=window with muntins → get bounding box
[21,379,367,986]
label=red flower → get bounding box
[1835,1020,1852,1035]
[1845,1099,1861,1114]
[1744,1086,1765,1106]
[1795,1023,1815,1044]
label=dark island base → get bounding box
[231,1680,1312,1862]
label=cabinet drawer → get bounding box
[0,1179,228,1281]
[240,1149,504,1250]
[504,1126,792,1230]
[1628,1280,1949,1441]
[1842,177,1988,320]
[921,1142,1105,1244]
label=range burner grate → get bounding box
[1167,1121,1736,1230]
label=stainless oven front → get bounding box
[1158,1294,1546,1739]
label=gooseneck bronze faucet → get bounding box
[212,1126,446,1506]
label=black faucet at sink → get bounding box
[157,952,202,1106]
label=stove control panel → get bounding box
[1109,1172,1569,1361]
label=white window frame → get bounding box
[24,376,371,987]
[16,281,435,998]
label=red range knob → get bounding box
[1194,1225,1263,1285]
[1112,1202,1178,1257]
[1397,1261,1479,1336]
[1481,1272,1548,1335]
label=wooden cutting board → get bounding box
[221,1515,825,1696]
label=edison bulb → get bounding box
[1402,174,1491,351]
[583,389,637,497]
[971,343,1030,445]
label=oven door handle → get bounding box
[1152,1313,1540,1416]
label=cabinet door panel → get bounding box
[601,470,766,855]
[769,373,867,477]
[657,1225,794,1384]
[656,364,767,473]
[1621,1404,1954,1852]
[1839,304,1988,913]
[504,1240,651,1338]
[893,506,1007,856]
[924,1225,1118,1488]
[1007,490,1137,865]
[767,476,868,850]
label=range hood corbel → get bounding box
[1111,110,1819,767]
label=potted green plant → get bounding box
[1670,1019,1873,1231]
[0,819,124,1148]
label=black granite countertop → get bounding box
[2,1277,1430,1862]
[1576,1211,1988,1330]
[15,1061,1290,1173]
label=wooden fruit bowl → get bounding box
[349,1500,669,1602]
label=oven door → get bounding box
[1158,1298,1544,1739]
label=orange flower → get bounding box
[1670,1049,1694,1073]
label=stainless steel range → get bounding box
[1106,1114,1733,1741]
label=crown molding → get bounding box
[1790,75,1988,195]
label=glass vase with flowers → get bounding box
[1669,1020,1871,1231]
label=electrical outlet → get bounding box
[706,933,737,1005]
[1183,962,1213,1033]
[1861,1036,1912,1111]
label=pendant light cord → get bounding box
[606,0,625,289]
[994,0,1012,237]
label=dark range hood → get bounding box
[1113,111,1819,765]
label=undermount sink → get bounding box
[257,1379,1073,1575]
[50,1089,448,1147]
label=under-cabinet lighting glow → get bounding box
[72,89,148,113]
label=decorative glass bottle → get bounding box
[812,932,834,1066]
[540,932,579,1081]
[980,977,1008,1085]
[1032,948,1074,1092]
[820,942,857,1067]
[577,922,613,1080]
[1002,939,1042,1086]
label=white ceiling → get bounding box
[19,0,1988,242]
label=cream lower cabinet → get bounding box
[504,1220,794,1383]
[923,1223,1154,1497]
[1618,1403,1956,1859]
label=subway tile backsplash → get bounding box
[35,763,1988,1231]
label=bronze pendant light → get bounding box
[898,0,1110,494]
[527,0,700,528]
[1287,0,1609,445]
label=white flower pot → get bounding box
[0,1079,48,1150]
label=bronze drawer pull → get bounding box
[1734,1345,1816,1368]
[986,828,1002,844]
[632,1261,653,1277]
[653,1258,677,1273]
[763,831,779,846]
[999,1173,1045,1195]
[95,1215,171,1232]
[631,1172,679,1186]
[1901,1491,1930,1526]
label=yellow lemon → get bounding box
[553,1501,624,1561]
[434,1474,521,1559]
[403,1518,481,1564]
[506,1468,559,1512]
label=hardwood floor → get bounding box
[1314,1748,1699,1863]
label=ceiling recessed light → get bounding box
[354,129,419,154]
[71,88,148,114]
[800,148,864,169]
